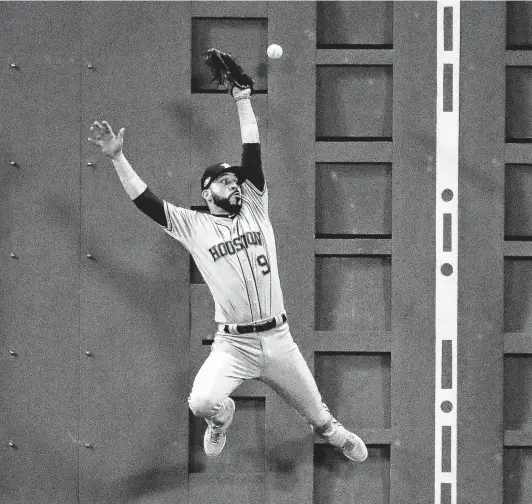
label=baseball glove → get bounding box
[203,48,254,94]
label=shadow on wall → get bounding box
[42,195,190,502]
[268,432,312,492]
[162,98,192,142]
[43,195,180,335]
[83,463,187,503]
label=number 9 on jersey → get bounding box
[257,254,270,275]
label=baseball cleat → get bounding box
[318,417,368,462]
[204,397,235,457]
[340,429,368,462]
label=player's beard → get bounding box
[212,190,242,215]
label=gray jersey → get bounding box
[162,180,285,324]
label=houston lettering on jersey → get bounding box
[163,180,286,323]
[209,231,262,261]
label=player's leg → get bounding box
[260,324,368,462]
[189,334,261,456]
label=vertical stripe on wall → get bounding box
[435,2,459,504]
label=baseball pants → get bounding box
[188,321,332,429]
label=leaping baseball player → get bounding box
[88,49,368,462]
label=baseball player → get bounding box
[88,79,367,464]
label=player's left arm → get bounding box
[233,88,265,192]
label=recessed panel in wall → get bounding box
[507,2,532,49]
[317,1,393,47]
[189,398,265,473]
[314,445,390,504]
[192,18,268,92]
[190,284,216,345]
[504,258,532,333]
[190,256,206,284]
[504,448,532,504]
[316,163,392,236]
[315,353,391,429]
[505,164,532,237]
[190,95,268,200]
[504,355,532,431]
[506,67,532,142]
[315,256,391,331]
[316,66,393,140]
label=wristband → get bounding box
[112,153,148,200]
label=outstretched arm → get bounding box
[233,88,265,192]
[88,121,167,227]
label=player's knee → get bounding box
[188,394,218,418]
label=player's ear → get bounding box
[202,189,211,202]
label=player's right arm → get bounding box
[87,120,167,227]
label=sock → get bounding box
[207,398,231,427]
[314,417,336,437]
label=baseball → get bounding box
[267,44,283,59]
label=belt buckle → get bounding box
[252,325,257,332]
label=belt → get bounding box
[223,313,287,335]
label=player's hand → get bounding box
[87,120,124,159]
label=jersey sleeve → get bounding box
[241,179,269,220]
[133,187,167,227]
[241,143,265,192]
[162,201,198,249]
